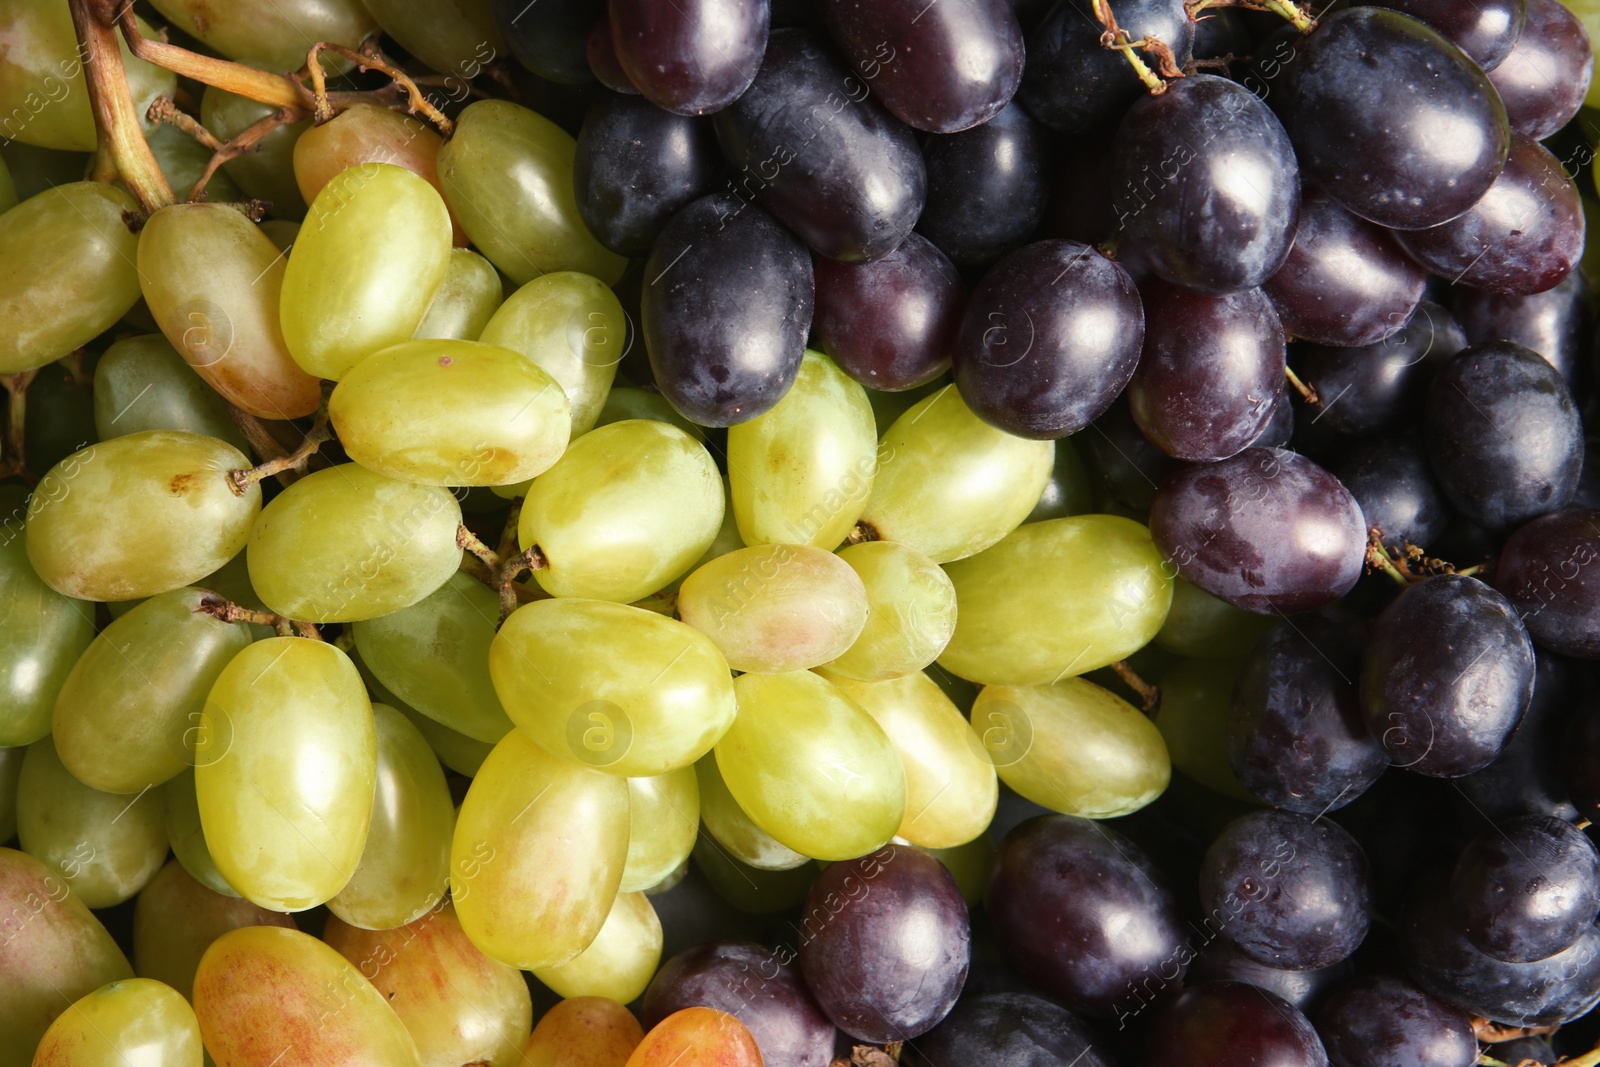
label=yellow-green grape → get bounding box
[196,638,376,912]
[916,837,992,907]
[827,541,958,681]
[0,522,94,747]
[939,514,1173,686]
[691,837,819,915]
[141,123,242,204]
[715,671,906,861]
[973,679,1171,819]
[0,183,141,374]
[657,478,741,604]
[31,978,202,1067]
[822,670,996,849]
[148,0,378,73]
[163,768,238,898]
[133,860,296,1000]
[1154,574,1276,659]
[0,154,15,214]
[694,755,810,871]
[330,338,572,486]
[0,847,132,1067]
[519,420,724,602]
[438,101,627,286]
[0,746,22,842]
[865,379,943,433]
[859,386,1054,563]
[328,705,453,931]
[247,463,463,622]
[533,891,662,1003]
[416,248,504,340]
[1026,438,1096,522]
[479,271,628,438]
[351,644,495,775]
[92,335,251,452]
[1154,657,1258,802]
[622,768,700,892]
[450,729,630,970]
[200,85,311,220]
[727,350,877,549]
[52,589,251,795]
[491,598,737,776]
[281,162,454,380]
[16,737,168,909]
[192,926,422,1067]
[360,0,505,74]
[595,387,707,441]
[138,201,322,420]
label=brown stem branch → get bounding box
[0,370,39,485]
[456,523,503,571]
[1109,660,1161,713]
[227,388,333,495]
[69,0,175,214]
[1284,365,1319,406]
[189,105,308,201]
[495,499,523,563]
[195,593,320,639]
[115,6,307,110]
[498,545,547,625]
[305,43,455,135]
[146,96,223,150]
[1185,0,1315,32]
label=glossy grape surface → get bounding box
[132,860,293,1001]
[1454,272,1590,391]
[92,335,252,451]
[622,768,699,892]
[30,978,201,1067]
[148,0,376,71]
[917,101,1048,265]
[1497,508,1600,657]
[1365,0,1528,70]
[1490,0,1590,138]
[827,541,957,680]
[695,754,810,871]
[1448,815,1600,963]
[1146,983,1329,1067]
[610,0,766,114]
[534,890,663,1002]
[0,521,94,748]
[524,996,644,1067]
[1314,974,1477,1067]
[495,0,602,83]
[625,1008,762,1067]
[1335,437,1451,552]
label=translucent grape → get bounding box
[533,890,663,1002]
[162,768,238,898]
[199,86,309,219]
[524,997,644,1067]
[415,248,504,341]
[622,768,700,892]
[1154,574,1275,659]
[132,860,294,1001]
[31,978,202,1067]
[147,0,376,72]
[828,541,958,681]
[0,518,94,747]
[692,837,821,914]
[1153,657,1257,802]
[92,335,252,452]
[626,1008,762,1067]
[694,755,811,871]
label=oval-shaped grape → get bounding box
[92,335,251,451]
[1315,974,1478,1067]
[695,754,811,871]
[1449,815,1600,964]
[162,769,238,898]
[623,768,700,892]
[610,0,766,114]
[359,0,505,75]
[415,248,503,341]
[1146,983,1328,1067]
[0,523,94,748]
[524,996,644,1067]
[496,0,603,84]
[200,86,309,219]
[132,860,295,1001]
[1335,436,1452,553]
[915,992,1116,1067]
[1364,0,1528,70]
[533,890,663,1002]
[1490,0,1591,139]
[827,541,957,681]
[147,0,376,71]
[31,978,202,1067]
[918,101,1051,266]
[1496,508,1600,658]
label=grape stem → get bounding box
[0,371,40,486]
[498,545,547,624]
[147,96,223,152]
[226,387,334,496]
[195,593,320,640]
[67,0,176,215]
[456,524,503,571]
[57,350,89,387]
[495,499,523,563]
[1091,0,1180,92]
[1186,0,1316,33]
[1284,365,1319,406]
[845,521,882,546]
[1364,531,1478,586]
[304,42,455,136]
[1108,660,1161,713]
[112,6,304,110]
[193,105,310,203]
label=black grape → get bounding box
[1495,1037,1559,1066]
[1496,508,1600,658]
[1084,395,1179,512]
[908,992,1117,1067]
[1453,271,1590,395]
[1448,815,1600,963]
[1358,0,1528,71]
[494,0,602,84]
[641,193,813,426]
[609,0,768,115]
[1313,974,1479,1067]
[585,19,639,94]
[917,101,1051,267]
[1488,0,1593,140]
[1145,983,1330,1067]
[1334,435,1451,551]
[1251,387,1296,450]
[1457,652,1585,823]
[1189,939,1351,1015]
[1192,8,1250,60]
[1360,574,1536,778]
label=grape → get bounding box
[1025,438,1097,524]
[694,754,811,871]
[1490,0,1591,138]
[325,904,532,1067]
[491,597,737,776]
[414,248,503,342]
[495,0,602,84]
[1155,657,1259,802]
[0,156,12,214]
[132,860,294,1001]
[1495,1038,1559,1067]
[917,101,1048,266]
[145,122,243,204]
[622,768,700,892]
[534,890,663,1002]
[1453,271,1590,391]
[1084,395,1180,512]
[92,335,252,451]
[358,0,504,75]
[693,837,821,915]
[0,746,19,843]
[626,1008,762,1067]
[589,19,642,94]
[162,768,239,898]
[714,29,926,262]
[147,0,376,72]
[524,998,643,1067]
[826,541,957,680]
[1362,0,1528,70]
[1146,983,1329,1067]
[200,86,310,220]
[596,388,709,441]
[940,514,1173,685]
[1334,436,1451,552]
[31,977,202,1067]
[608,0,765,114]
[1460,651,1583,821]
[1154,575,1274,660]
[909,991,1114,1067]
[1497,509,1600,657]
[0,519,94,747]
[1448,815,1600,963]
[1188,938,1351,1014]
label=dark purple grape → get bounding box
[1192,8,1249,60]
[1361,574,1536,778]
[1454,271,1590,395]
[641,193,812,425]
[586,18,640,94]
[951,240,1143,439]
[908,992,1117,1067]
[1084,394,1179,511]
[917,101,1050,267]
[495,0,603,84]
[1285,7,1511,231]
[1149,448,1367,615]
[820,0,1024,133]
[1457,653,1585,822]
[1448,815,1600,964]
[1498,509,1600,659]
[1314,974,1479,1067]
[1489,0,1592,140]
[1425,341,1582,531]
[812,231,963,391]
[642,942,837,1067]
[1189,939,1352,1015]
[609,0,768,114]
[1112,74,1299,294]
[574,95,722,257]
[714,29,926,262]
[987,815,1189,1018]
[1358,0,1528,70]
[1126,281,1285,462]
[1334,436,1451,552]
[1263,191,1427,347]
[796,846,969,1043]
[1396,133,1583,297]
[1251,387,1295,449]
[1146,983,1330,1067]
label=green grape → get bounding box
[19,362,95,478]
[330,338,572,486]
[1026,438,1097,522]
[1153,657,1259,802]
[0,183,141,374]
[660,479,743,600]
[0,745,21,842]
[200,86,311,220]
[859,386,1054,563]
[134,860,296,1002]
[280,162,454,380]
[0,518,94,747]
[147,0,379,72]
[491,598,737,776]
[16,737,168,909]
[141,122,242,204]
[691,837,819,915]
[259,218,301,251]
[939,514,1173,686]
[916,836,992,907]
[622,768,700,892]
[1154,574,1276,659]
[0,847,132,1067]
[325,905,532,1067]
[864,378,943,432]
[694,754,809,870]
[163,768,238,898]
[524,997,644,1067]
[677,544,870,674]
[328,704,454,931]
[0,154,15,214]
[0,142,87,202]
[450,728,630,970]
[437,100,627,285]
[533,890,662,1002]
[26,431,260,602]
[727,350,877,549]
[360,0,505,75]
[416,248,504,340]
[715,671,906,861]
[821,670,996,849]
[196,638,376,912]
[595,387,707,441]
[31,977,202,1067]
[395,694,494,776]
[973,679,1171,819]
[827,541,958,681]
[138,201,322,420]
[518,420,724,602]
[247,463,463,622]
[92,335,251,453]
[192,926,422,1067]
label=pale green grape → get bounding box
[196,638,376,911]
[396,696,494,776]
[26,432,260,602]
[727,350,877,549]
[0,745,21,842]
[1153,657,1258,802]
[939,514,1173,686]
[595,387,707,441]
[1026,438,1097,522]
[92,335,252,452]
[293,105,456,235]
[677,544,870,674]
[247,463,463,622]
[622,768,700,892]
[163,768,238,898]
[860,386,1054,563]
[0,142,87,202]
[259,219,300,252]
[519,420,723,602]
[0,516,94,747]
[200,85,310,220]
[281,162,453,380]
[533,891,662,1003]
[141,122,242,204]
[31,978,202,1067]
[22,362,96,479]
[450,729,629,970]
[658,478,741,602]
[1154,574,1276,658]
[691,836,819,915]
[149,0,377,70]
[16,737,168,909]
[827,540,957,681]
[865,379,943,433]
[694,755,810,871]
[416,248,505,340]
[132,860,295,1002]
[491,598,736,776]
[360,0,504,74]
[715,671,906,861]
